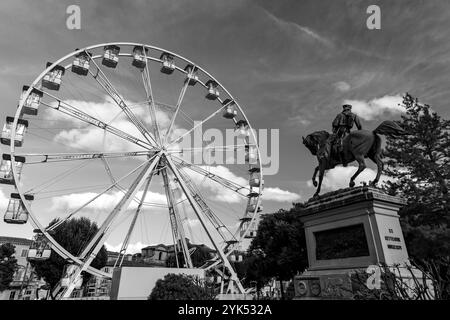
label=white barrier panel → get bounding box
[110,267,205,300]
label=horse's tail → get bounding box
[373,120,405,136]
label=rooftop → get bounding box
[105,259,164,268]
[142,242,216,253]
[0,236,33,246]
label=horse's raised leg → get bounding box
[349,155,366,188]
[312,166,319,187]
[369,153,384,187]
[313,163,325,198]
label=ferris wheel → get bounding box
[0,43,263,298]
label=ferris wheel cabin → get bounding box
[247,191,263,212]
[0,154,25,185]
[28,233,52,261]
[132,46,148,69]
[222,99,237,119]
[245,145,257,164]
[42,62,65,91]
[205,80,219,100]
[1,117,28,147]
[184,64,199,86]
[240,219,258,239]
[247,197,263,213]
[160,52,176,74]
[102,45,120,68]
[249,167,263,187]
[72,51,92,76]
[19,86,43,116]
[4,193,33,224]
[235,120,250,138]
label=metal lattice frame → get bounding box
[8,43,264,298]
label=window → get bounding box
[21,249,28,257]
[14,269,23,281]
[9,291,16,300]
[158,252,163,260]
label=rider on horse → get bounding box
[319,104,362,167]
[332,104,362,164]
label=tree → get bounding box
[248,207,308,299]
[29,217,108,298]
[191,245,214,268]
[0,243,18,292]
[148,273,216,300]
[383,93,450,259]
[233,253,271,298]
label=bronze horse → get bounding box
[302,121,404,198]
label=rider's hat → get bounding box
[342,104,352,110]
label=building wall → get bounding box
[0,237,48,300]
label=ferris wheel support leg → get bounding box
[115,172,154,268]
[60,155,161,299]
[165,156,245,294]
[161,166,193,268]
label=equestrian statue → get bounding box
[302,104,405,198]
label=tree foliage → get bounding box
[233,254,271,296]
[0,243,18,292]
[383,93,450,259]
[384,93,449,206]
[29,217,108,297]
[148,273,216,300]
[247,207,308,298]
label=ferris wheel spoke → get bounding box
[17,150,153,164]
[165,99,234,149]
[164,156,245,293]
[170,155,250,198]
[141,51,163,146]
[86,54,158,147]
[39,90,153,150]
[164,72,192,145]
[45,154,159,232]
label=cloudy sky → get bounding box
[1,0,449,252]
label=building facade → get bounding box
[0,236,48,300]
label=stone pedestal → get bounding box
[294,186,411,300]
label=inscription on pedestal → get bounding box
[314,224,370,260]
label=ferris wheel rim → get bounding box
[9,42,264,280]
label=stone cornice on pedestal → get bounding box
[301,186,406,216]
